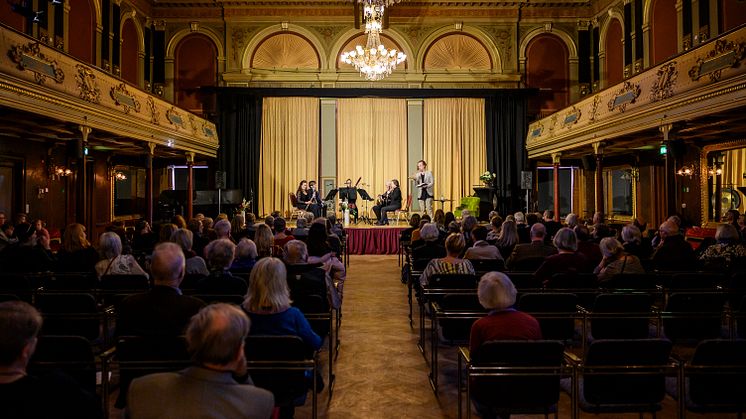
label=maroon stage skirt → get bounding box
[346,227,406,255]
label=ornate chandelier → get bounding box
[340,0,406,81]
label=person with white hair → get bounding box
[230,238,258,273]
[505,223,557,271]
[171,228,209,276]
[514,211,530,243]
[698,223,746,266]
[651,220,695,271]
[565,213,579,229]
[469,272,541,353]
[534,227,593,285]
[594,237,645,282]
[621,224,652,260]
[95,231,148,279]
[197,239,247,295]
[127,304,274,419]
[412,223,446,261]
[213,219,232,242]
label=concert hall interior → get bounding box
[1,0,746,418]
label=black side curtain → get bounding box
[217,94,262,214]
[485,94,529,216]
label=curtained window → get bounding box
[259,97,320,217]
[336,98,409,213]
[423,98,486,207]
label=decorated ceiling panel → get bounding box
[423,33,492,71]
[251,33,320,70]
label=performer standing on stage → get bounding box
[415,160,434,217]
[373,179,402,225]
[296,180,321,218]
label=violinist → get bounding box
[373,179,402,225]
[296,180,321,218]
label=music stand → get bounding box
[357,189,375,224]
[323,189,338,201]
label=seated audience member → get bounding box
[95,232,148,279]
[469,272,542,352]
[254,224,275,259]
[0,211,6,228]
[621,224,652,260]
[485,215,503,242]
[0,223,54,272]
[464,226,503,260]
[433,210,447,235]
[410,219,429,247]
[0,221,17,253]
[171,215,187,229]
[273,218,295,249]
[264,216,275,231]
[198,239,248,295]
[291,218,309,239]
[171,229,209,276]
[698,223,746,266]
[447,221,461,235]
[307,223,346,289]
[400,214,421,243]
[231,238,258,273]
[158,223,178,245]
[117,243,205,336]
[526,212,540,227]
[419,233,475,287]
[214,219,233,243]
[534,227,592,285]
[651,220,695,271]
[284,240,340,310]
[494,220,519,260]
[56,223,100,273]
[461,215,478,248]
[323,218,343,254]
[412,223,447,262]
[595,237,645,282]
[132,220,157,253]
[542,210,562,239]
[202,217,217,241]
[327,214,344,238]
[505,223,557,271]
[242,257,322,349]
[565,213,579,229]
[724,210,743,241]
[0,301,102,419]
[574,225,603,268]
[127,304,274,419]
[245,213,258,239]
[514,211,530,243]
[231,214,249,241]
[444,212,456,229]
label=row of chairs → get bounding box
[457,338,746,419]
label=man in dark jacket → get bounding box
[651,220,695,271]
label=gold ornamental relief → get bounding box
[607,81,641,113]
[110,83,141,114]
[8,42,64,85]
[650,62,678,102]
[689,38,746,82]
[75,64,100,103]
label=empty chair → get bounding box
[545,273,599,308]
[601,273,660,291]
[504,272,542,289]
[518,293,579,342]
[566,339,676,417]
[662,292,726,342]
[35,293,102,341]
[666,272,724,290]
[588,293,654,340]
[100,274,150,291]
[179,273,207,292]
[28,335,97,395]
[245,335,318,419]
[458,340,567,419]
[671,339,746,416]
[469,259,505,274]
[508,256,546,272]
[0,273,36,301]
[39,272,97,291]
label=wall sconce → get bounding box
[50,165,72,179]
[707,166,722,177]
[676,165,695,178]
[114,171,127,181]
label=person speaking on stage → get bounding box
[373,179,402,225]
[415,160,434,217]
[296,180,321,218]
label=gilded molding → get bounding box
[650,61,678,102]
[146,97,160,124]
[607,81,641,113]
[166,107,186,128]
[562,106,582,126]
[588,94,601,123]
[110,83,141,114]
[75,64,101,104]
[8,42,64,85]
[688,38,746,83]
[698,139,746,227]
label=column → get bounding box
[186,152,195,219]
[320,99,337,180]
[78,126,92,226]
[552,152,561,221]
[407,99,424,211]
[145,142,155,224]
[714,153,723,222]
[593,142,604,216]
[660,124,676,216]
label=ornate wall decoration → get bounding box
[424,34,491,71]
[75,64,100,104]
[399,25,436,47]
[110,83,141,114]
[688,38,746,82]
[146,97,160,124]
[308,25,348,50]
[588,94,601,123]
[230,26,260,65]
[202,123,215,138]
[562,106,582,126]
[530,121,544,139]
[650,61,678,102]
[166,107,185,128]
[8,42,64,85]
[478,26,513,65]
[188,114,198,133]
[607,81,641,113]
[252,33,320,69]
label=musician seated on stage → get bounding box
[295,180,321,218]
[373,179,402,226]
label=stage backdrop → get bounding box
[424,98,486,208]
[337,98,408,215]
[259,97,319,216]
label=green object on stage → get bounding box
[454,196,480,218]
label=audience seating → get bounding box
[458,340,570,419]
[518,293,579,343]
[245,335,319,419]
[39,272,98,292]
[29,335,98,395]
[387,194,412,225]
[191,294,244,305]
[508,256,546,272]
[585,293,655,341]
[564,339,678,417]
[288,193,306,221]
[179,273,207,291]
[35,292,105,342]
[601,273,660,292]
[661,292,727,342]
[469,258,505,274]
[0,273,36,301]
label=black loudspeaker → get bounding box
[668,141,686,160]
[581,155,596,171]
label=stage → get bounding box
[342,223,407,255]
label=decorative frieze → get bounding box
[8,42,64,85]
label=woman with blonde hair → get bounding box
[419,233,475,287]
[57,223,99,272]
[495,220,519,259]
[254,223,274,259]
[242,257,321,350]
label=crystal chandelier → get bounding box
[340,0,406,81]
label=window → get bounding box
[604,167,635,220]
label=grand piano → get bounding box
[157,189,244,220]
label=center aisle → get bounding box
[301,255,449,418]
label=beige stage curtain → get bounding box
[337,98,408,216]
[259,97,319,217]
[423,98,486,208]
